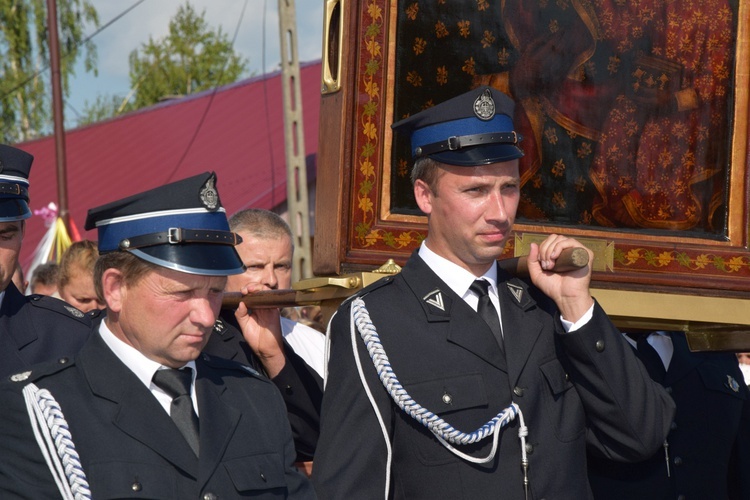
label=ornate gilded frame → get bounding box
[317,0,750,297]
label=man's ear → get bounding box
[413,179,434,215]
[101,268,125,313]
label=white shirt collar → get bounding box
[98,319,197,391]
[418,241,499,299]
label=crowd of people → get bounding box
[0,85,748,499]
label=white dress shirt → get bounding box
[98,320,199,416]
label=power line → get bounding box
[164,0,250,183]
[0,0,147,103]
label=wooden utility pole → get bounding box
[278,0,312,282]
[46,0,70,231]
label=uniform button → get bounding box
[595,340,605,352]
[673,456,683,466]
[131,482,142,492]
[513,386,525,397]
[203,493,217,500]
[442,393,453,404]
[564,373,570,381]
[260,472,267,482]
[58,357,69,364]
[285,385,294,395]
[525,443,534,454]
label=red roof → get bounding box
[15,61,321,268]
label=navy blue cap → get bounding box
[391,86,524,166]
[84,172,244,276]
[0,144,33,222]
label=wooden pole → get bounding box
[46,0,70,232]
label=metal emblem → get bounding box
[64,305,85,318]
[727,375,740,393]
[423,289,445,311]
[473,88,496,121]
[507,283,524,303]
[10,371,32,382]
[213,318,226,334]
[200,174,219,211]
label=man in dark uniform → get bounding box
[0,144,91,379]
[0,172,315,498]
[588,330,750,499]
[312,87,675,499]
[205,209,323,467]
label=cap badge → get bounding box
[64,305,85,318]
[200,175,219,211]
[473,89,496,121]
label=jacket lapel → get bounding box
[498,277,543,386]
[401,253,507,372]
[663,331,700,386]
[194,356,241,488]
[80,333,200,477]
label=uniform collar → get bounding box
[418,241,498,300]
[98,319,197,392]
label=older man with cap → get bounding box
[0,144,91,379]
[0,172,315,499]
[312,87,674,499]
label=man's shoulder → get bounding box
[18,294,92,327]
[1,355,78,390]
[198,352,269,382]
[339,274,402,310]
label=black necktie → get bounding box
[152,367,200,456]
[470,279,504,352]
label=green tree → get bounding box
[127,2,248,109]
[77,93,132,127]
[0,0,98,143]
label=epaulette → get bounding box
[340,274,396,307]
[4,356,77,385]
[199,352,267,381]
[27,295,91,325]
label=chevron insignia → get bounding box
[423,289,445,311]
[507,283,524,303]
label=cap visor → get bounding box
[131,244,245,276]
[430,144,524,166]
[0,200,31,222]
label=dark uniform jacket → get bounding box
[204,309,323,461]
[313,252,675,500]
[0,330,316,499]
[0,282,90,379]
[588,331,750,499]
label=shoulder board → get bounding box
[4,356,77,385]
[341,274,396,307]
[199,353,268,381]
[27,295,91,325]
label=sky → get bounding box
[65,0,323,126]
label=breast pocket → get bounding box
[87,461,178,499]
[398,373,492,466]
[224,453,287,493]
[539,359,585,442]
